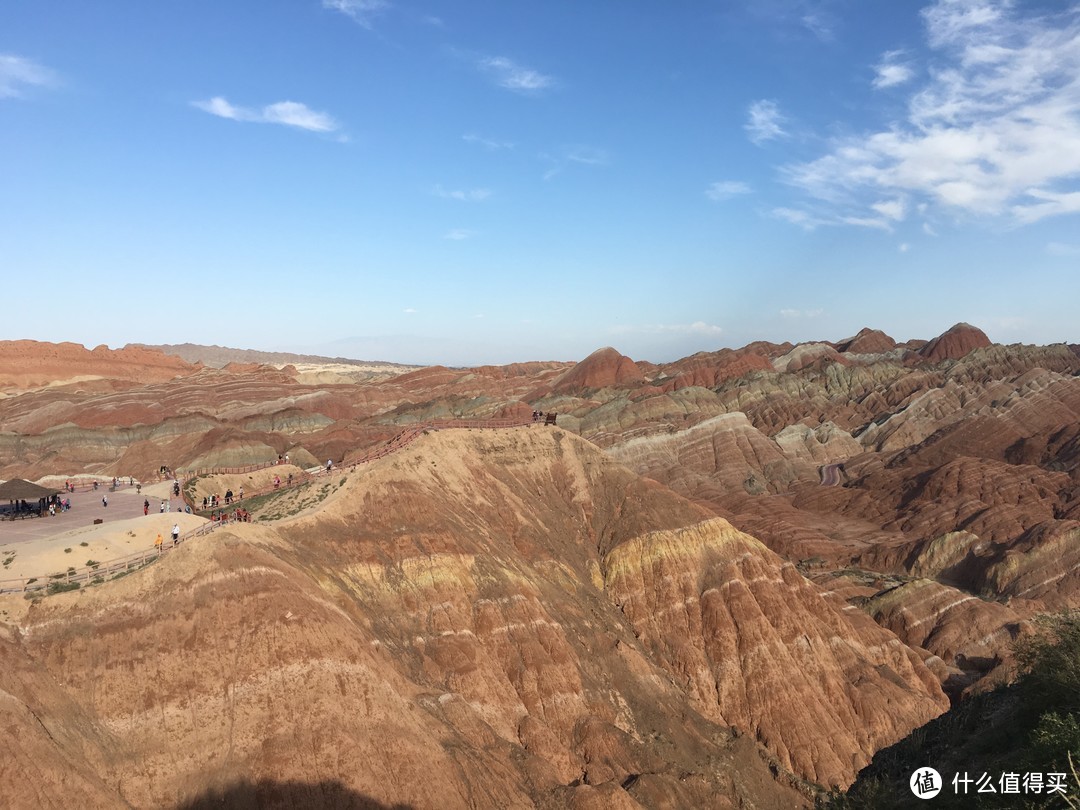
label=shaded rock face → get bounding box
[917,322,992,363]
[2,430,947,806]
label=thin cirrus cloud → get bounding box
[706,181,752,201]
[778,0,1080,230]
[192,97,339,133]
[611,321,724,336]
[322,0,388,28]
[463,133,514,151]
[0,53,57,99]
[1047,242,1080,257]
[872,50,915,89]
[432,184,492,202]
[477,55,553,93]
[745,100,787,145]
[542,145,608,180]
[443,229,475,240]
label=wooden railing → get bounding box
[0,416,553,595]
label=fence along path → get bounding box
[0,416,549,594]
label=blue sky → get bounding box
[2,0,1079,365]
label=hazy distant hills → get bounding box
[127,342,420,370]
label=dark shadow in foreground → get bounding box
[174,779,414,810]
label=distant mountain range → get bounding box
[127,343,420,370]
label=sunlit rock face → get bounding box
[4,328,1080,804]
[2,429,947,806]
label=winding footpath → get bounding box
[0,416,546,595]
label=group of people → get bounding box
[153,523,183,551]
[531,410,558,425]
[210,508,250,524]
[201,487,242,510]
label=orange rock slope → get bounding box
[1,429,948,807]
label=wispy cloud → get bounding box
[0,53,58,99]
[463,133,514,150]
[477,55,553,93]
[1047,242,1080,257]
[542,145,608,180]
[780,308,824,319]
[872,49,915,89]
[443,229,475,240]
[192,97,339,133]
[432,184,491,202]
[403,307,417,314]
[781,0,1080,229]
[611,321,724,336]
[706,181,752,201]
[323,0,389,28]
[745,100,787,145]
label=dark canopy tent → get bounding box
[0,479,62,516]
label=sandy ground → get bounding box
[0,478,204,582]
[0,512,206,581]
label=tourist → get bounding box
[238,486,244,500]
[285,453,289,465]
[102,495,108,508]
[160,501,165,513]
[326,459,333,473]
[155,533,163,551]
[143,499,149,516]
[171,523,180,546]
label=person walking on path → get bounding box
[171,523,180,546]
[155,533,163,552]
[143,499,150,516]
[102,495,108,508]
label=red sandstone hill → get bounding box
[2,330,1080,794]
[1,429,945,807]
[918,322,992,363]
[550,347,645,394]
[0,340,197,391]
[835,327,897,354]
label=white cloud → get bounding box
[611,321,724,336]
[872,50,915,89]
[706,181,752,201]
[745,99,787,145]
[323,0,389,28]
[193,96,339,133]
[1047,241,1080,256]
[432,184,492,202]
[443,229,474,240]
[403,307,417,313]
[0,53,57,99]
[463,133,514,150]
[780,308,825,319]
[871,197,907,221]
[923,222,938,236]
[781,1,1080,229]
[899,242,911,252]
[478,55,553,93]
[261,101,337,132]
